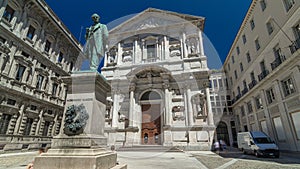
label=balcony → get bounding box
[242,88,249,95]
[289,38,300,54]
[248,80,257,90]
[258,70,269,81]
[235,94,242,101]
[271,55,286,70]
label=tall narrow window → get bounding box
[52,83,58,95]
[0,114,12,134]
[2,5,15,22]
[58,52,64,63]
[260,0,267,11]
[24,118,34,136]
[234,70,238,79]
[27,25,35,40]
[45,40,51,53]
[36,75,44,90]
[240,62,244,72]
[283,0,295,12]
[266,21,274,35]
[291,112,300,140]
[42,121,50,136]
[246,52,251,63]
[236,46,240,55]
[255,96,263,109]
[250,19,255,30]
[15,65,26,81]
[231,55,235,63]
[255,39,261,51]
[242,34,247,44]
[147,44,156,62]
[228,63,231,71]
[266,88,276,104]
[247,101,253,113]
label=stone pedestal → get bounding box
[34,72,126,169]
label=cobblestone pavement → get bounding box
[1,148,300,169]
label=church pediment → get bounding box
[110,8,204,34]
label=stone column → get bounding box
[111,90,120,128]
[128,85,135,127]
[7,113,18,135]
[35,109,44,136]
[13,104,26,134]
[187,87,194,126]
[134,40,138,64]
[103,50,108,67]
[206,87,214,125]
[198,30,205,56]
[164,84,171,126]
[182,32,188,58]
[117,42,122,65]
[164,36,169,60]
[9,62,18,79]
[52,113,59,136]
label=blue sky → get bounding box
[45,0,251,68]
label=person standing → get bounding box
[84,13,109,72]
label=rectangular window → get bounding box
[273,117,286,141]
[218,79,223,88]
[243,80,247,89]
[241,105,245,117]
[283,0,295,12]
[266,88,276,104]
[21,51,30,58]
[147,44,156,61]
[40,64,47,69]
[250,71,255,81]
[0,114,12,134]
[281,77,295,96]
[58,52,64,63]
[291,112,300,139]
[231,55,235,63]
[52,83,58,95]
[260,0,267,11]
[213,79,218,88]
[26,25,35,40]
[242,34,247,44]
[228,63,230,71]
[255,39,261,51]
[24,118,34,136]
[236,46,240,55]
[42,121,50,136]
[234,70,238,79]
[230,77,233,86]
[246,52,251,63]
[247,101,253,113]
[240,62,244,72]
[30,105,37,111]
[15,65,26,81]
[266,21,274,35]
[36,75,44,90]
[250,19,255,30]
[45,40,51,53]
[7,99,16,105]
[2,5,15,22]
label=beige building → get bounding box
[0,0,81,151]
[223,0,300,151]
[101,8,215,150]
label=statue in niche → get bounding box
[197,94,207,116]
[84,13,108,71]
[107,47,117,66]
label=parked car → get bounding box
[237,131,279,158]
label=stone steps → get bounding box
[116,145,183,152]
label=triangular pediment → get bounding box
[109,8,205,34]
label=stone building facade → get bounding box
[101,8,215,150]
[223,0,300,151]
[0,0,81,151]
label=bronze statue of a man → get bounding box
[84,13,108,71]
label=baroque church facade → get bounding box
[101,8,215,150]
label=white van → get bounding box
[237,131,279,158]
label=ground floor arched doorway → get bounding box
[216,121,230,146]
[140,91,162,145]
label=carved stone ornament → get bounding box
[63,104,89,136]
